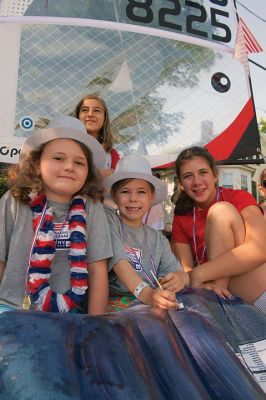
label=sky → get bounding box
[236,0,266,121]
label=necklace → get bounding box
[192,187,221,266]
[23,192,88,313]
[120,220,157,288]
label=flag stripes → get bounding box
[234,18,263,76]
[240,18,263,54]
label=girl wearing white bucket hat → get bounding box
[104,154,189,311]
[0,116,112,315]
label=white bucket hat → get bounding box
[20,116,106,169]
[105,154,168,205]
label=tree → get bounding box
[259,117,266,134]
[0,163,8,198]
[18,0,219,154]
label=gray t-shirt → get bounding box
[104,206,182,295]
[0,191,113,308]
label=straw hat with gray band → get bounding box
[20,116,106,170]
[105,154,168,205]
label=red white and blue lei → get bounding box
[26,192,88,313]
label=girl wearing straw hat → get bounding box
[0,116,112,315]
[104,154,189,311]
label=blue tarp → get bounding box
[0,289,265,399]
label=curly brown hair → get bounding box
[9,140,104,204]
[75,94,113,153]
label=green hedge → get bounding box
[0,162,8,198]
[0,175,8,198]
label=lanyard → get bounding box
[192,187,221,266]
[120,220,157,288]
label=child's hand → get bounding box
[139,287,182,309]
[190,270,232,299]
[159,271,189,293]
[189,268,203,288]
[201,281,233,299]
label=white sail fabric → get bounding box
[0,0,261,164]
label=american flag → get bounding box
[234,18,263,75]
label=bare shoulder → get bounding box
[241,204,264,220]
[241,204,266,243]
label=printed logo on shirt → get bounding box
[124,243,142,271]
[54,222,70,250]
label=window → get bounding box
[241,174,248,191]
[220,172,233,189]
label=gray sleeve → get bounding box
[86,200,113,263]
[0,191,16,263]
[157,235,183,277]
[104,206,128,271]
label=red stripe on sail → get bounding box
[205,98,253,160]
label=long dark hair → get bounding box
[174,146,218,215]
[75,94,113,152]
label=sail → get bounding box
[0,0,262,166]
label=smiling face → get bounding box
[39,139,89,203]
[78,98,105,140]
[179,156,218,209]
[112,179,155,227]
